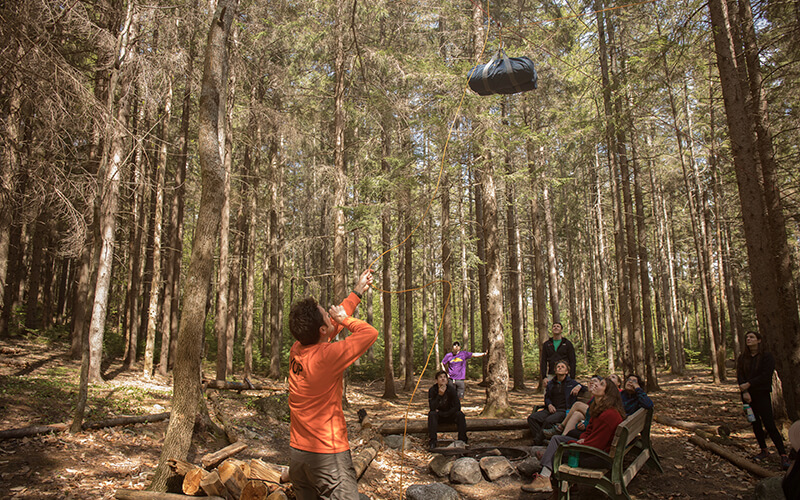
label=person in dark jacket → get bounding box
[528,360,583,445]
[737,330,789,470]
[621,374,654,416]
[428,370,467,449]
[540,322,577,385]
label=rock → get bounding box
[450,457,482,484]
[516,455,542,477]
[254,393,290,422]
[359,493,371,500]
[482,448,502,456]
[405,482,460,500]
[752,476,784,500]
[448,440,466,449]
[385,434,411,450]
[428,455,455,477]
[479,456,514,481]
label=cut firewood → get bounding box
[201,441,248,469]
[115,489,225,500]
[266,490,289,500]
[688,435,779,478]
[200,470,230,499]
[218,458,248,499]
[379,418,529,435]
[167,458,199,477]
[183,467,209,495]
[240,480,269,500]
[202,379,284,392]
[249,459,283,483]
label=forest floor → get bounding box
[0,335,791,499]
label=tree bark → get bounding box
[380,108,396,400]
[149,1,237,490]
[268,139,284,380]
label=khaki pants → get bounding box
[289,447,359,500]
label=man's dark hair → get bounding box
[553,322,563,328]
[626,373,644,389]
[452,341,461,347]
[555,359,570,371]
[435,370,448,379]
[289,297,325,345]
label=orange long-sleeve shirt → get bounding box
[288,293,378,453]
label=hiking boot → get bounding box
[521,473,553,493]
[543,427,558,439]
[751,449,769,461]
[781,454,791,470]
[429,441,438,451]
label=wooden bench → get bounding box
[552,408,662,500]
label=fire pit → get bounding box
[432,446,529,462]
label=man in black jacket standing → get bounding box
[540,322,577,387]
[428,370,468,449]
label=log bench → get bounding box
[379,418,529,435]
[552,408,662,500]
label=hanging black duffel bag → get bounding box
[467,49,538,96]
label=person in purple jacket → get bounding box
[441,341,485,400]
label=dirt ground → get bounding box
[0,336,791,499]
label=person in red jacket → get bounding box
[521,376,626,494]
[288,268,377,500]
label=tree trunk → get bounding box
[441,169,452,350]
[403,206,414,391]
[214,114,231,381]
[149,1,237,490]
[144,79,171,379]
[380,112,396,400]
[268,141,284,380]
[479,157,510,417]
[332,0,347,302]
[708,0,800,418]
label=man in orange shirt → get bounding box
[288,268,377,499]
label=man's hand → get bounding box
[570,385,582,396]
[547,404,557,414]
[354,268,374,295]
[739,382,751,392]
[328,304,348,324]
[438,385,447,396]
[474,352,487,358]
[542,378,549,388]
[742,391,752,404]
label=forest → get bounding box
[1,0,799,496]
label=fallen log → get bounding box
[208,391,238,443]
[201,441,248,469]
[654,414,730,437]
[202,379,284,392]
[115,489,224,500]
[0,412,171,440]
[353,440,381,479]
[688,435,779,478]
[83,412,170,430]
[379,418,529,435]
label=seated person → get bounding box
[527,360,582,446]
[544,374,601,439]
[428,370,467,449]
[621,373,654,415]
[522,376,626,494]
[609,373,622,389]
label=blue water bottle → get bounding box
[567,451,579,467]
[743,403,756,423]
